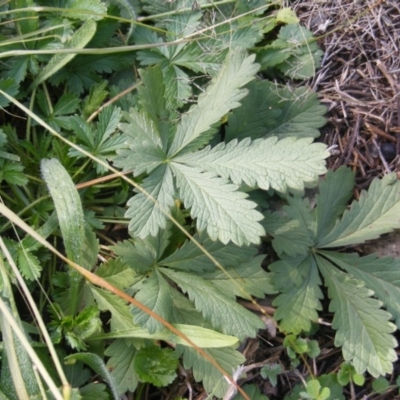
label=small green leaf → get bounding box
[372,376,390,394]
[284,335,309,355]
[260,363,282,387]
[276,8,299,24]
[134,346,178,387]
[307,340,321,358]
[352,373,365,387]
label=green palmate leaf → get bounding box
[171,163,264,246]
[200,256,277,299]
[263,211,313,257]
[177,136,328,192]
[105,340,138,394]
[315,167,355,241]
[131,270,174,333]
[125,164,175,238]
[322,251,400,328]
[177,345,245,398]
[261,363,283,387]
[271,254,323,334]
[134,346,178,387]
[32,19,97,88]
[161,268,264,340]
[115,108,166,175]
[316,255,397,377]
[68,107,124,173]
[168,49,259,156]
[161,232,258,273]
[111,229,171,273]
[318,173,400,248]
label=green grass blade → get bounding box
[32,19,97,88]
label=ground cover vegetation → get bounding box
[0,0,399,399]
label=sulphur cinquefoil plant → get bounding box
[265,167,400,378]
[0,0,335,398]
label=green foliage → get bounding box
[337,363,364,387]
[5,1,398,400]
[260,363,282,387]
[267,167,400,377]
[114,53,328,245]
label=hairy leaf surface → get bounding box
[125,164,175,238]
[177,137,328,192]
[171,163,264,246]
[317,255,397,377]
